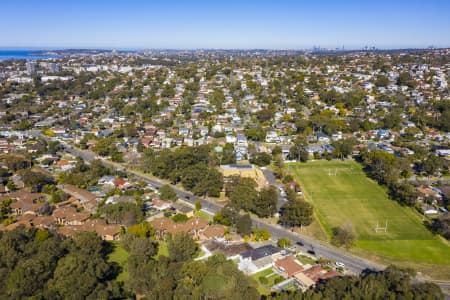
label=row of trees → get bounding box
[359,150,420,206]
[0,226,443,299]
[0,228,125,299]
[227,176,278,218]
[267,265,443,299]
[58,159,111,189]
[289,137,357,163]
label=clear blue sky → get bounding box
[1,0,449,49]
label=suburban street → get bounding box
[27,131,450,295]
[32,131,381,275]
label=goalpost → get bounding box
[375,220,388,233]
[328,168,338,176]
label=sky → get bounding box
[1,0,449,50]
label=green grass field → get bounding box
[108,243,129,282]
[250,268,276,295]
[286,160,450,273]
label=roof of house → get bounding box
[302,265,339,282]
[241,244,282,261]
[203,224,226,239]
[5,220,32,231]
[204,240,253,257]
[253,256,274,269]
[171,202,194,214]
[32,215,56,227]
[53,206,90,222]
[294,272,315,287]
[8,190,46,203]
[61,184,97,202]
[150,217,175,230]
[152,199,171,209]
[274,255,304,277]
[58,219,121,238]
[150,217,209,234]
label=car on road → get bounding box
[335,261,345,268]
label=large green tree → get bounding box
[167,232,198,262]
[279,200,313,227]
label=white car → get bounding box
[335,261,345,268]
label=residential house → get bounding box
[274,255,304,278]
[9,191,48,216]
[53,206,90,225]
[170,202,194,218]
[150,217,209,240]
[152,199,172,211]
[238,245,284,274]
[59,219,122,241]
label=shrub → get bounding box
[259,276,268,285]
[274,276,285,284]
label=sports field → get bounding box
[286,160,450,269]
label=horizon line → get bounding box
[0,45,448,51]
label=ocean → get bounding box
[0,50,57,60]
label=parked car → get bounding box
[335,261,345,268]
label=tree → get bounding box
[397,71,416,88]
[279,200,313,227]
[389,182,418,206]
[167,232,198,262]
[256,109,273,122]
[253,228,270,241]
[375,75,390,87]
[195,199,202,211]
[121,234,158,259]
[289,144,309,162]
[236,214,252,236]
[421,154,442,176]
[332,221,357,249]
[172,214,189,223]
[192,168,223,198]
[272,146,282,156]
[0,229,124,299]
[431,214,450,240]
[101,202,143,226]
[331,138,357,159]
[0,198,12,223]
[3,155,31,172]
[159,184,178,201]
[229,179,258,212]
[250,152,272,166]
[127,222,154,238]
[181,163,209,190]
[253,186,278,218]
[213,205,240,226]
[245,126,266,141]
[18,169,54,192]
[221,143,236,164]
[47,232,120,299]
[267,265,443,299]
[277,238,292,248]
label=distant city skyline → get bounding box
[1,0,449,49]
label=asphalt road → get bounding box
[261,168,287,210]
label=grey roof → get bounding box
[241,244,282,261]
[171,202,194,213]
